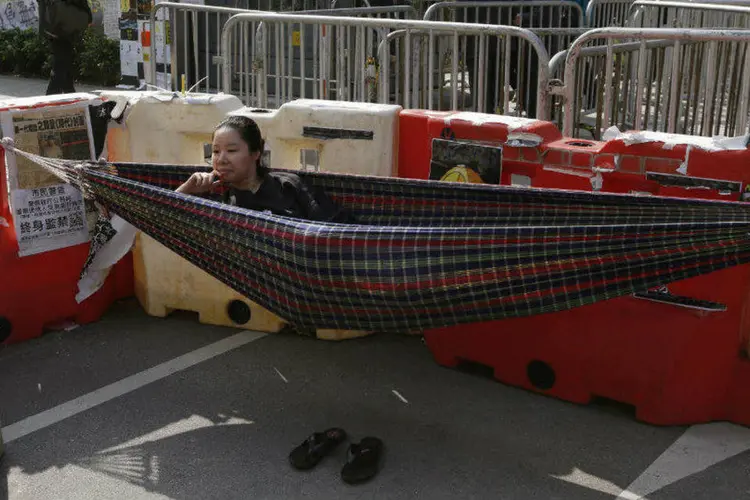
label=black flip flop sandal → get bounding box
[289,428,347,470]
[341,437,384,484]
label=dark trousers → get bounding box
[46,37,76,95]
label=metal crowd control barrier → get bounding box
[220,12,551,117]
[421,1,584,117]
[149,3,254,93]
[423,0,584,27]
[560,28,750,139]
[379,26,576,115]
[548,36,671,130]
[238,0,333,10]
[148,2,418,92]
[627,1,750,29]
[585,0,635,27]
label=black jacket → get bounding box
[38,0,93,40]
[219,171,356,223]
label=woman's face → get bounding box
[211,127,260,184]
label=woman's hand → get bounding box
[177,172,221,194]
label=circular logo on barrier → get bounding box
[440,166,483,184]
[440,127,456,140]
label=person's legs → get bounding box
[46,37,76,95]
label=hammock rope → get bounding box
[3,137,750,332]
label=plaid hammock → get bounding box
[7,146,750,332]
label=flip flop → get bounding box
[341,437,384,484]
[289,428,347,470]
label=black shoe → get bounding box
[341,437,383,484]
[289,428,347,470]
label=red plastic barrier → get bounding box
[397,111,683,194]
[399,112,749,202]
[424,264,750,426]
[728,360,750,425]
[544,137,742,200]
[403,113,750,426]
[0,147,134,346]
[599,131,750,187]
[398,110,563,183]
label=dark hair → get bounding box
[214,115,268,177]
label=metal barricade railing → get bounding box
[627,1,750,29]
[380,26,574,116]
[149,3,254,93]
[548,37,671,131]
[585,0,635,27]
[420,1,584,120]
[254,6,420,104]
[237,0,332,10]
[560,28,750,139]
[424,1,584,28]
[148,2,419,92]
[330,0,371,7]
[220,13,551,117]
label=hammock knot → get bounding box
[0,136,15,151]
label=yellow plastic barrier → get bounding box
[133,233,286,332]
[103,91,286,333]
[116,95,401,339]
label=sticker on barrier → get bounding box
[429,139,502,184]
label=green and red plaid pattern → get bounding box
[76,161,750,332]
[11,152,750,333]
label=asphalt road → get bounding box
[2,299,749,500]
[0,75,109,101]
[0,75,748,499]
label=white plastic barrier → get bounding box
[101,91,245,163]
[117,95,398,339]
[233,99,402,177]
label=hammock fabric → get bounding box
[7,145,750,333]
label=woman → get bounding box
[178,116,381,483]
[178,115,352,223]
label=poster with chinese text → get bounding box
[9,184,90,256]
[1,105,96,256]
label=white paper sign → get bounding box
[120,40,140,77]
[10,183,89,256]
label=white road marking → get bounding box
[551,467,624,497]
[100,415,255,453]
[617,422,750,500]
[273,367,289,383]
[392,389,409,404]
[1,331,266,444]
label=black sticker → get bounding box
[302,127,374,140]
[645,171,741,193]
[429,138,502,185]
